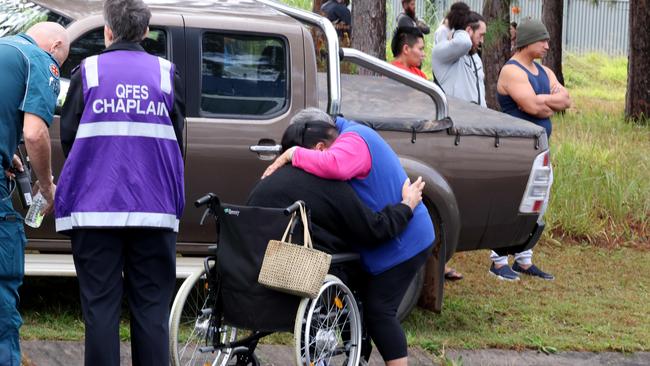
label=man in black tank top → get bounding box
[491,20,571,281]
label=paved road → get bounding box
[21,341,650,365]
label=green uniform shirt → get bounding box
[0,33,59,179]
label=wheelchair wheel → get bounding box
[294,275,362,366]
[170,266,237,366]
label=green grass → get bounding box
[547,54,649,246]
[20,245,650,353]
[407,245,650,353]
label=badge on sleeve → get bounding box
[49,64,60,79]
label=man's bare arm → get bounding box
[542,66,572,112]
[23,112,55,214]
[498,65,554,118]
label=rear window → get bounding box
[201,32,289,118]
[0,1,71,37]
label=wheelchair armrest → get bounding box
[330,252,360,264]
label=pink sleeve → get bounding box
[292,132,372,180]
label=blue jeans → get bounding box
[0,195,27,366]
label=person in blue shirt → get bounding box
[0,22,69,366]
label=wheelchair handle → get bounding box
[195,193,218,208]
[284,200,305,216]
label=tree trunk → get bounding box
[542,0,565,86]
[351,0,386,61]
[626,0,650,123]
[481,0,511,110]
[312,0,323,14]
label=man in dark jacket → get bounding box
[57,0,185,364]
[396,0,430,35]
[320,0,352,38]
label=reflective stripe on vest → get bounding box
[84,55,99,88]
[55,212,179,232]
[159,58,172,94]
[76,121,177,140]
[84,55,172,94]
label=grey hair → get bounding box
[290,108,334,126]
[104,0,151,43]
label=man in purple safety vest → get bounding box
[56,0,185,364]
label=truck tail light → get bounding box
[519,150,553,215]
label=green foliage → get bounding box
[279,0,311,10]
[483,18,509,49]
[548,53,648,246]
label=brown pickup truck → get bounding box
[3,0,552,314]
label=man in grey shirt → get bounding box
[431,11,486,106]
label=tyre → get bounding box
[294,275,362,366]
[169,265,238,366]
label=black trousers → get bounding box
[70,228,177,366]
[362,246,432,361]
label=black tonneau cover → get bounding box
[354,117,453,133]
[447,97,545,138]
[336,73,546,139]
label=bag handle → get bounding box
[298,203,313,249]
[280,202,313,249]
[281,211,297,242]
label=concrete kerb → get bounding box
[20,341,650,366]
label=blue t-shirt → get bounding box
[497,60,553,138]
[0,33,60,173]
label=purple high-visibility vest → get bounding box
[55,50,184,232]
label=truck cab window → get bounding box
[61,28,168,79]
[54,27,167,109]
[201,32,288,118]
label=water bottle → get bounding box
[24,192,47,228]
[14,168,33,208]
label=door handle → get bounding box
[249,144,282,161]
[249,145,282,154]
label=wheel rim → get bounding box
[298,276,361,366]
[171,268,237,366]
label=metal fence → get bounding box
[390,0,630,55]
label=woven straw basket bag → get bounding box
[258,202,331,299]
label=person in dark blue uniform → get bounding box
[0,22,69,366]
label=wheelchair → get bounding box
[169,193,366,366]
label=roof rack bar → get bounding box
[341,48,448,120]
